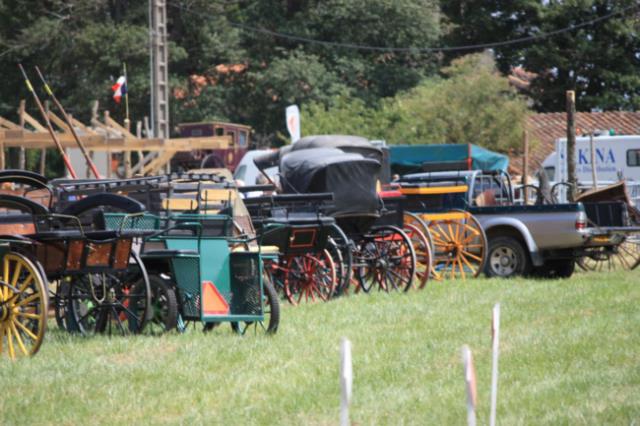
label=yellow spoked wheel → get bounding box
[0,252,48,359]
[578,236,640,271]
[423,211,487,280]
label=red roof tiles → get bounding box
[510,111,640,175]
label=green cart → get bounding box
[107,213,279,335]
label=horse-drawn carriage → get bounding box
[0,170,151,358]
[254,143,418,294]
[55,172,280,335]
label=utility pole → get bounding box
[150,0,169,139]
[566,90,577,201]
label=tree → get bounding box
[302,53,531,153]
[523,0,640,111]
[440,0,640,112]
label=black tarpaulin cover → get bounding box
[292,135,383,162]
[280,148,381,217]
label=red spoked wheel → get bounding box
[355,225,416,292]
[283,250,336,305]
[403,223,432,289]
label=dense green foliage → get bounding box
[303,53,529,151]
[1,271,638,423]
[443,0,640,111]
[0,0,637,160]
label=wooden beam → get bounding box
[131,151,158,175]
[47,110,72,133]
[142,150,175,175]
[0,116,21,130]
[18,100,26,169]
[104,113,137,140]
[22,111,47,132]
[69,115,97,134]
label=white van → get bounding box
[541,135,640,203]
[542,135,640,182]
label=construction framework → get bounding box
[0,100,231,177]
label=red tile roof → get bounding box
[510,111,640,176]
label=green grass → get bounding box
[1,270,639,425]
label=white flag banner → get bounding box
[286,104,301,143]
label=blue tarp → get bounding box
[389,143,509,174]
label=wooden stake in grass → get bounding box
[490,303,501,426]
[461,345,477,426]
[340,337,353,426]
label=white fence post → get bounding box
[461,345,477,426]
[490,303,501,426]
[340,337,353,426]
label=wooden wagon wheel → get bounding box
[354,225,416,292]
[0,252,48,359]
[403,224,432,289]
[68,252,150,336]
[578,236,640,271]
[425,210,487,280]
[327,224,353,296]
[283,250,336,305]
[403,212,434,288]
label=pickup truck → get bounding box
[399,170,630,278]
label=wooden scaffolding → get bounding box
[0,100,231,177]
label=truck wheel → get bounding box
[485,237,531,278]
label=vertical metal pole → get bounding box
[104,110,112,178]
[522,130,529,204]
[150,0,169,139]
[589,131,598,189]
[566,90,577,201]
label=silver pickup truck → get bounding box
[400,170,630,278]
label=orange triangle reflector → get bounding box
[202,281,230,315]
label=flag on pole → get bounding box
[286,104,300,143]
[111,76,127,103]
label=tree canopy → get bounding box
[302,53,530,152]
[0,0,637,157]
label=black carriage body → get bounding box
[244,192,336,255]
[279,148,382,236]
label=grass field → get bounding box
[1,270,639,425]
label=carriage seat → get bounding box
[231,245,280,255]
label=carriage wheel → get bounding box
[0,252,48,359]
[69,253,151,336]
[231,269,280,335]
[327,224,353,295]
[403,223,432,289]
[283,250,336,305]
[145,274,178,334]
[578,236,640,271]
[53,280,72,331]
[355,225,416,292]
[427,211,487,280]
[264,257,286,297]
